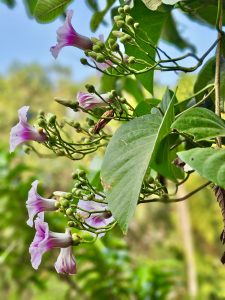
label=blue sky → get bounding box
[0,1,217,85]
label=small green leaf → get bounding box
[90,0,116,32]
[151,88,177,115]
[134,99,160,116]
[151,134,184,181]
[194,57,215,103]
[34,0,72,23]
[151,90,183,181]
[172,108,225,141]
[178,148,225,189]
[101,94,175,233]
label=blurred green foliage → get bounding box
[1,64,225,299]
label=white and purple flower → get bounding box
[50,10,93,59]
[10,106,47,153]
[77,92,113,110]
[77,199,114,237]
[29,216,73,270]
[26,180,57,227]
[55,245,77,275]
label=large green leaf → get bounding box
[34,0,72,23]
[101,94,175,233]
[172,108,225,141]
[125,1,168,94]
[181,0,225,27]
[178,148,225,189]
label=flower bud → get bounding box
[111,43,120,51]
[90,37,99,43]
[118,7,124,14]
[112,30,124,38]
[74,182,82,188]
[128,56,135,64]
[64,193,72,199]
[37,118,46,127]
[68,221,75,227]
[72,234,81,245]
[47,113,56,126]
[87,194,94,200]
[75,189,82,197]
[111,90,117,97]
[120,34,132,43]
[87,51,97,59]
[55,201,61,209]
[56,150,64,156]
[116,20,125,28]
[126,15,134,25]
[96,40,105,49]
[72,172,78,180]
[85,84,95,93]
[61,199,70,208]
[96,54,106,63]
[80,58,88,65]
[134,22,140,29]
[73,122,81,129]
[124,5,131,13]
[114,15,123,22]
[93,45,101,52]
[120,97,126,104]
[84,49,92,56]
[86,118,95,126]
[108,38,117,47]
[77,169,86,177]
[66,208,73,215]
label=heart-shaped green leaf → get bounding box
[178,148,225,189]
[101,94,175,233]
[172,108,225,141]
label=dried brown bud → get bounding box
[93,109,114,134]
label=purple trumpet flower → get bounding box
[77,199,114,237]
[55,245,77,275]
[29,216,73,270]
[26,180,57,227]
[50,10,93,59]
[77,92,113,110]
[10,106,47,153]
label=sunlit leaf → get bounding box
[101,93,175,232]
[178,147,225,189]
[34,0,72,23]
[172,108,225,141]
